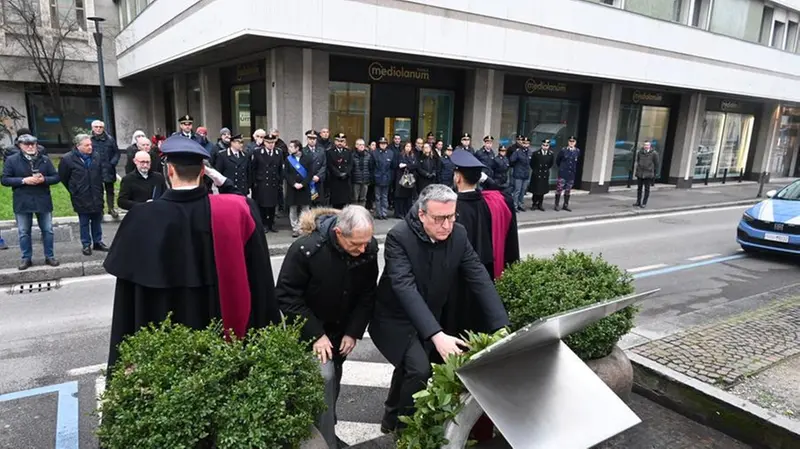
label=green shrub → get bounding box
[97,317,325,449]
[495,249,637,360]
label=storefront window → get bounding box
[499,95,520,147]
[770,112,800,178]
[26,90,111,146]
[694,111,754,179]
[418,89,454,146]
[230,85,251,141]
[624,0,683,22]
[329,82,370,143]
[520,97,581,182]
[612,105,670,181]
[708,0,763,42]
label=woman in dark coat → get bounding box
[250,135,283,232]
[416,143,440,194]
[283,140,313,237]
[528,140,554,211]
[394,142,418,218]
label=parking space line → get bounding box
[66,363,106,376]
[0,382,79,449]
[687,253,722,261]
[626,264,669,273]
[632,254,747,279]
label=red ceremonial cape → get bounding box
[481,189,513,279]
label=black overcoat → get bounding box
[326,147,352,205]
[250,146,283,207]
[529,150,555,195]
[283,153,314,207]
[369,205,510,367]
[214,149,251,196]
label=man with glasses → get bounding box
[117,151,166,210]
[1,134,60,269]
[370,184,509,435]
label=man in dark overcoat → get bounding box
[529,139,555,211]
[251,133,283,232]
[214,134,251,196]
[303,130,327,206]
[369,184,509,434]
[326,132,352,209]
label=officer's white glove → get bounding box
[204,166,228,187]
[479,172,489,184]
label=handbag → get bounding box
[399,169,416,189]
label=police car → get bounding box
[737,179,800,255]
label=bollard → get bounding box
[757,171,767,198]
[722,168,728,184]
[627,170,633,188]
[704,169,709,186]
[739,168,744,183]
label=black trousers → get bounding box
[104,182,115,211]
[383,338,434,430]
[260,206,276,229]
[365,184,375,210]
[637,177,652,205]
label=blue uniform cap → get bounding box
[451,149,486,169]
[161,134,210,159]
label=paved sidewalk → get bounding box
[0,180,784,283]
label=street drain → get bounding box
[8,280,61,294]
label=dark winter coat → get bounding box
[276,208,379,342]
[91,132,119,183]
[439,155,455,188]
[214,149,251,196]
[351,150,373,185]
[1,152,59,214]
[416,154,440,192]
[250,146,283,207]
[326,147,352,205]
[283,152,314,206]
[635,148,660,179]
[509,146,533,180]
[475,148,496,177]
[117,170,166,210]
[372,147,396,187]
[369,203,510,366]
[491,155,510,189]
[529,150,555,195]
[395,152,419,199]
[556,147,581,182]
[59,149,105,214]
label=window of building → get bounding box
[770,111,800,177]
[418,89,455,146]
[708,0,764,42]
[691,0,712,28]
[694,111,754,179]
[230,85,250,140]
[520,97,582,182]
[624,0,683,22]
[759,6,774,45]
[788,21,799,52]
[3,0,40,24]
[771,20,786,48]
[499,95,520,147]
[49,0,85,31]
[25,86,114,147]
[328,82,370,143]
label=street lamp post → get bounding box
[87,17,110,130]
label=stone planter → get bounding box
[585,345,634,402]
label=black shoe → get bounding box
[109,209,119,219]
[45,257,59,267]
[269,226,279,233]
[640,204,647,209]
[563,205,572,212]
[537,204,545,211]
[633,202,641,207]
[380,417,396,435]
[18,259,32,271]
[82,246,92,256]
[93,243,109,252]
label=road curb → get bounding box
[629,353,800,449]
[0,200,759,286]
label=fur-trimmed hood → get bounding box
[298,207,340,236]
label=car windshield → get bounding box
[776,180,800,200]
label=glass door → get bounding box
[231,85,251,142]
[715,113,754,178]
[329,82,371,143]
[695,112,725,179]
[611,104,642,181]
[383,118,412,143]
[638,106,670,180]
[520,97,582,182]
[418,89,455,146]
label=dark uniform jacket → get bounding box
[529,149,555,195]
[326,146,352,205]
[509,146,533,180]
[369,204,510,366]
[117,170,166,210]
[372,148,395,187]
[250,145,283,207]
[59,149,105,214]
[304,145,327,198]
[439,154,455,188]
[283,152,314,206]
[475,148,496,177]
[214,148,251,196]
[491,155,510,189]
[556,147,581,182]
[1,152,59,214]
[276,209,379,342]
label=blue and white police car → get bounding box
[737,180,800,255]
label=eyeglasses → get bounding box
[426,212,457,225]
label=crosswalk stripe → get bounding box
[341,360,393,388]
[335,421,385,445]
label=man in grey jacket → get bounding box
[633,140,659,208]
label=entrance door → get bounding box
[612,105,670,182]
[637,106,670,180]
[231,84,251,142]
[371,84,417,143]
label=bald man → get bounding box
[118,151,167,210]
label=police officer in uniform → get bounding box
[454,133,477,154]
[475,135,496,178]
[251,133,283,232]
[326,132,353,209]
[213,134,251,196]
[554,136,581,212]
[171,114,203,144]
[529,139,555,211]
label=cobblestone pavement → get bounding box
[631,296,800,387]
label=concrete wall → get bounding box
[0,83,29,147]
[112,81,150,143]
[117,0,800,102]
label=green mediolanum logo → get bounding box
[368,62,430,81]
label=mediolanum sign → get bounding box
[329,56,464,88]
[525,79,568,94]
[368,62,430,82]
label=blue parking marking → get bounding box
[632,254,747,279]
[0,381,79,449]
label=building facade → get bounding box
[8,0,800,191]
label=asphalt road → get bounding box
[1,205,795,448]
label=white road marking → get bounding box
[96,376,106,418]
[341,360,393,389]
[336,421,384,445]
[626,264,669,273]
[518,205,750,234]
[66,363,107,376]
[687,253,722,262]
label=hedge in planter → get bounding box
[97,317,325,449]
[495,249,637,361]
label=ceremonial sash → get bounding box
[481,190,512,279]
[208,194,255,339]
[288,154,316,197]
